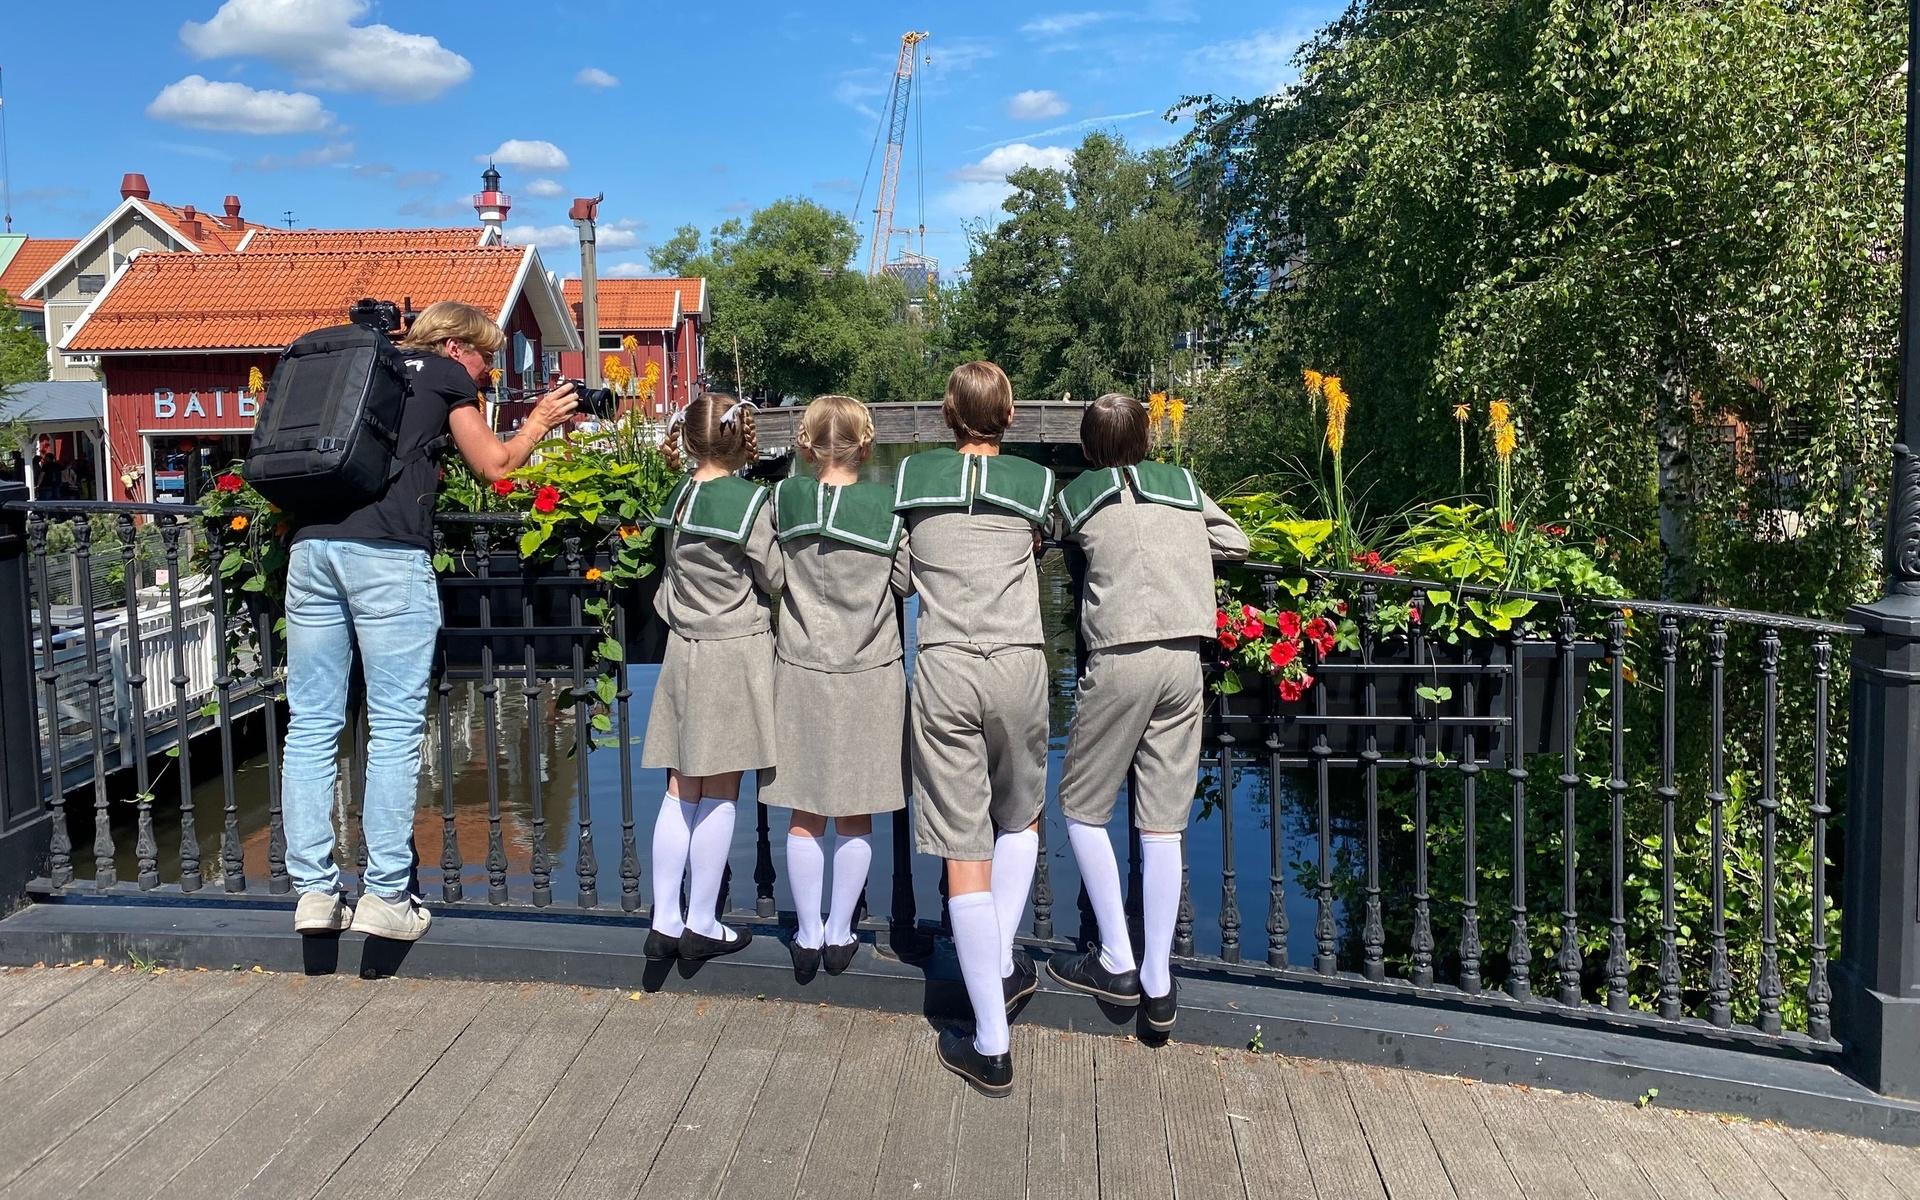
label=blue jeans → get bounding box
[281,538,440,901]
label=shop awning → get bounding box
[0,381,105,431]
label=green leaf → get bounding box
[1216,670,1244,695]
[1415,685,1454,703]
[241,575,267,593]
[598,637,624,663]
[591,712,613,732]
[432,552,454,573]
[519,527,550,558]
[595,674,617,704]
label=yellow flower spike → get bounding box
[1452,403,1470,423]
[1323,376,1350,457]
[1169,398,1186,433]
[602,354,623,377]
[620,334,640,354]
[1148,392,1168,427]
[1493,419,1517,461]
[1303,369,1325,398]
[489,367,502,386]
[247,366,265,394]
[1488,399,1511,428]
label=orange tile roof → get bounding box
[562,277,704,331]
[0,239,78,310]
[241,227,487,253]
[140,200,267,252]
[65,247,533,353]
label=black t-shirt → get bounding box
[291,350,479,551]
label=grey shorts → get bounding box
[1057,641,1205,833]
[909,644,1048,861]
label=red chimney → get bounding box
[223,194,242,225]
[180,204,204,240]
[119,173,151,200]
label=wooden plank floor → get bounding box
[2,964,1916,1200]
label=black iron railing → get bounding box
[0,498,1884,1076]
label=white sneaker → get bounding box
[348,893,432,942]
[294,891,353,934]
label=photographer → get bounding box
[283,300,577,941]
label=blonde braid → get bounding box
[738,406,758,463]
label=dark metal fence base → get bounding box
[4,895,1919,1146]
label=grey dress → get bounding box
[641,499,785,776]
[757,526,912,816]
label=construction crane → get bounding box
[866,31,929,278]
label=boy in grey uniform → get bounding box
[1048,393,1249,1034]
[896,361,1054,1096]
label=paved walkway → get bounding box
[0,964,1915,1200]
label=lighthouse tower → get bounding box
[473,163,512,238]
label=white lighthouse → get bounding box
[473,164,512,238]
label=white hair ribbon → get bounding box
[720,400,757,429]
[663,408,687,436]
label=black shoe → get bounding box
[822,939,858,975]
[937,1026,1013,1097]
[788,938,821,982]
[1143,979,1178,1033]
[679,925,753,962]
[1047,948,1143,1006]
[1003,948,1037,1014]
[644,928,680,960]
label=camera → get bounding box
[347,296,410,335]
[505,378,619,420]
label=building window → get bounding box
[598,333,628,352]
[77,274,106,295]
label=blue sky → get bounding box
[2,0,1337,279]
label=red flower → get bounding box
[1279,677,1306,702]
[1269,639,1299,669]
[1379,562,1398,576]
[1241,603,1259,622]
[1239,616,1264,640]
[1216,609,1230,631]
[1500,521,1517,534]
[491,479,516,496]
[1218,630,1240,651]
[1305,616,1330,641]
[1409,606,1423,624]
[214,473,243,493]
[1277,610,1302,639]
[1336,601,1349,616]
[532,485,561,514]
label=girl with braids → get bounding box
[640,393,781,961]
[758,395,911,980]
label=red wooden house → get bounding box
[558,277,707,418]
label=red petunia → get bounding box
[1241,603,1258,620]
[1239,616,1264,640]
[532,485,561,514]
[1216,609,1230,630]
[1380,563,1398,576]
[215,474,243,493]
[1269,639,1299,669]
[1336,601,1349,616]
[1409,605,1423,624]
[1279,677,1306,702]
[492,479,516,496]
[1277,610,1302,639]
[1218,630,1240,651]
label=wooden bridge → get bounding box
[3,964,1915,1200]
[753,401,1092,449]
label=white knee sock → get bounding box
[949,891,1009,1057]
[990,828,1039,977]
[649,796,696,937]
[786,830,828,949]
[1140,833,1182,999]
[684,797,737,941]
[1067,820,1138,975]
[825,832,871,946]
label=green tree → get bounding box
[0,295,50,457]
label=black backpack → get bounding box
[243,322,436,512]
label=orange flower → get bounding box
[584,567,604,582]
[617,525,641,540]
[229,515,249,532]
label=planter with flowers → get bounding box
[1207,373,1622,765]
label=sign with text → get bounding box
[150,389,259,423]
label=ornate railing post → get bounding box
[1838,0,1920,1098]
[0,484,51,913]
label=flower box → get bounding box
[437,550,664,673]
[1210,638,1604,765]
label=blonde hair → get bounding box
[399,300,505,357]
[664,391,758,472]
[942,361,1014,442]
[797,394,875,473]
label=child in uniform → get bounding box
[895,362,1054,1096]
[1048,393,1249,1033]
[759,395,911,979]
[641,393,782,962]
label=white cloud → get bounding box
[1020,12,1116,37]
[479,140,570,171]
[180,0,472,102]
[508,220,640,250]
[575,66,619,89]
[525,178,566,197]
[952,143,1074,183]
[969,110,1156,153]
[146,75,335,134]
[603,261,655,278]
[1187,28,1308,96]
[247,140,356,171]
[1007,89,1069,121]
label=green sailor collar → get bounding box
[648,474,769,546]
[893,447,1056,525]
[774,476,904,554]
[1056,461,1204,532]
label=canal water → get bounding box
[72,446,1354,966]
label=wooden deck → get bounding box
[754,401,1090,448]
[0,965,1915,1200]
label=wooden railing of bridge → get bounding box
[753,401,1089,448]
